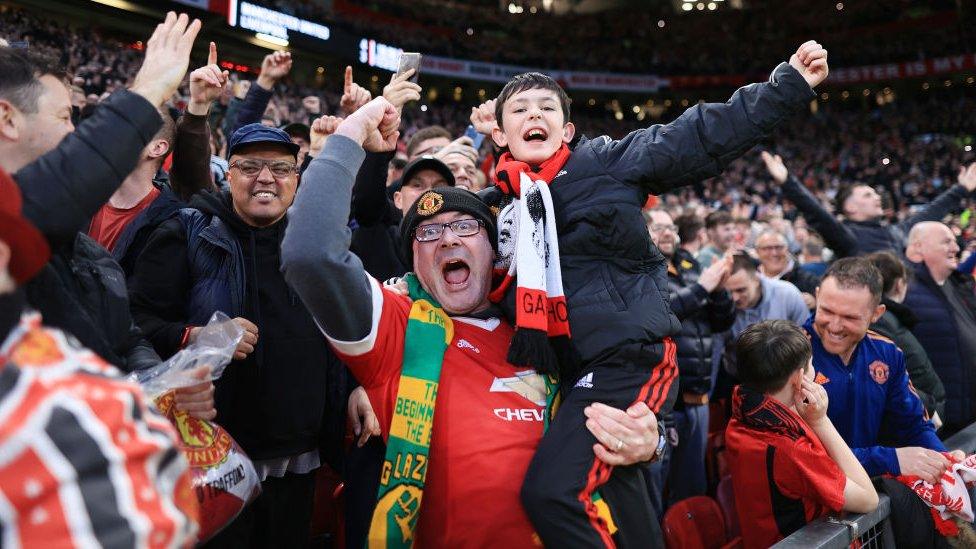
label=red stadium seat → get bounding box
[705,431,729,491]
[715,475,740,539]
[663,496,741,549]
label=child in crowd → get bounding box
[726,320,878,548]
[475,42,828,546]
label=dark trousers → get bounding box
[202,470,317,549]
[875,477,952,549]
[521,341,677,549]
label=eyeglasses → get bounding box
[756,245,788,252]
[414,218,484,242]
[230,159,297,178]
[649,224,678,234]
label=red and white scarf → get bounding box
[489,145,573,375]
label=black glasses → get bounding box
[230,159,297,178]
[414,218,484,242]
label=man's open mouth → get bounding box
[523,128,548,142]
[252,190,278,199]
[443,258,471,285]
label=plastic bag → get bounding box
[132,312,262,542]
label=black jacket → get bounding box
[15,90,164,372]
[903,261,976,433]
[484,63,814,389]
[112,181,186,279]
[667,250,736,399]
[24,234,160,372]
[348,150,406,281]
[129,192,347,461]
[870,298,946,422]
[779,264,821,297]
[783,174,970,257]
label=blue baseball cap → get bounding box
[228,123,301,158]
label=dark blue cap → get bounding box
[228,123,301,158]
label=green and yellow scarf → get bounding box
[368,274,453,548]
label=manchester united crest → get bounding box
[868,360,890,385]
[416,191,444,216]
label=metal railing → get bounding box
[772,422,976,549]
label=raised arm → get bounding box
[281,98,400,341]
[229,51,291,135]
[768,150,859,258]
[595,42,825,194]
[899,163,975,233]
[169,42,226,200]
[17,12,199,246]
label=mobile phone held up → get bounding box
[396,52,422,84]
[464,125,485,150]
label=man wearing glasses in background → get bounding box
[129,123,348,548]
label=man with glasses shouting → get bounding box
[129,123,348,547]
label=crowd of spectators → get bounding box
[2,2,976,548]
[254,0,973,75]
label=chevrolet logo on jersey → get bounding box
[489,370,547,406]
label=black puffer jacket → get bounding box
[667,250,736,399]
[486,63,814,388]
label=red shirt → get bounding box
[330,278,544,548]
[725,387,846,549]
[88,186,160,251]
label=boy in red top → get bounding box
[726,320,878,548]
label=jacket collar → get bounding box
[731,385,807,442]
[881,297,917,328]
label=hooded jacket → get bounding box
[129,191,347,461]
[869,298,946,422]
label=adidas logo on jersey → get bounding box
[457,339,480,353]
[575,372,594,389]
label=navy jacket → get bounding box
[111,182,186,279]
[129,192,347,461]
[783,174,970,257]
[903,261,976,432]
[485,63,814,386]
[667,249,735,398]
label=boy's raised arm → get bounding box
[597,42,826,194]
[281,98,400,342]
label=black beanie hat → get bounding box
[399,187,497,267]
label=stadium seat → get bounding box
[663,496,741,549]
[705,431,729,491]
[715,475,740,539]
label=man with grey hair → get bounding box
[754,229,820,309]
[904,221,976,434]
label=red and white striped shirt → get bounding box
[0,312,198,548]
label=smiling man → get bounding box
[282,97,663,548]
[755,229,820,309]
[129,123,347,547]
[903,222,976,435]
[804,256,964,545]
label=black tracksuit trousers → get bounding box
[521,339,678,548]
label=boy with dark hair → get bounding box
[727,320,878,548]
[475,41,830,546]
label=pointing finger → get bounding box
[344,66,353,93]
[208,41,217,66]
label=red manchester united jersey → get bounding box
[329,279,545,548]
[725,387,846,549]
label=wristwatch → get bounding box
[651,422,667,462]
